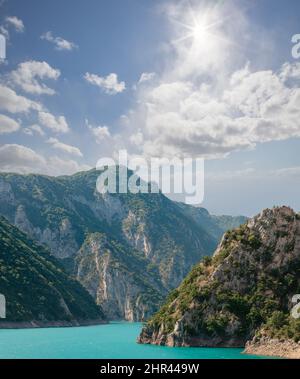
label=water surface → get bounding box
[0,322,270,359]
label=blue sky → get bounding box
[0,0,300,216]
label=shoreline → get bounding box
[138,332,300,359]
[0,318,107,330]
[243,337,300,359]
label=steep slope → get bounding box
[177,203,248,241]
[138,206,300,354]
[0,169,222,320]
[75,233,164,320]
[0,216,105,326]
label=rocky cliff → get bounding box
[75,233,164,320]
[138,206,300,356]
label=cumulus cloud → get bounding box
[47,156,90,175]
[125,61,300,159]
[85,120,111,143]
[0,144,46,173]
[90,126,110,143]
[0,144,89,175]
[47,137,83,157]
[5,16,24,33]
[0,114,20,134]
[84,72,125,95]
[0,84,42,113]
[9,61,60,95]
[38,111,69,133]
[0,15,24,41]
[41,31,77,51]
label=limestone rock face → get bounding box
[138,206,300,348]
[75,233,163,321]
[0,170,244,321]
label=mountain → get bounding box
[138,206,300,357]
[0,169,214,320]
[0,169,245,321]
[0,216,105,327]
[177,203,248,241]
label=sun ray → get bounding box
[169,1,234,52]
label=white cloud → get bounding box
[138,72,156,84]
[85,120,111,144]
[47,137,83,157]
[0,144,90,175]
[279,62,300,82]
[125,61,300,159]
[84,72,125,95]
[119,2,299,160]
[0,15,24,41]
[0,85,42,113]
[38,111,69,133]
[9,61,60,95]
[41,31,77,51]
[129,129,143,146]
[5,16,24,33]
[47,156,90,175]
[0,144,46,173]
[23,124,45,137]
[0,114,20,134]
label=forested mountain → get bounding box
[0,216,104,326]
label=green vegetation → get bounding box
[264,312,300,342]
[141,207,300,346]
[0,216,104,323]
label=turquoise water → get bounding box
[0,322,269,359]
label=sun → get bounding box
[171,3,226,49]
[168,2,234,72]
[191,22,210,45]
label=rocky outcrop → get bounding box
[14,205,79,259]
[138,206,300,352]
[244,335,300,359]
